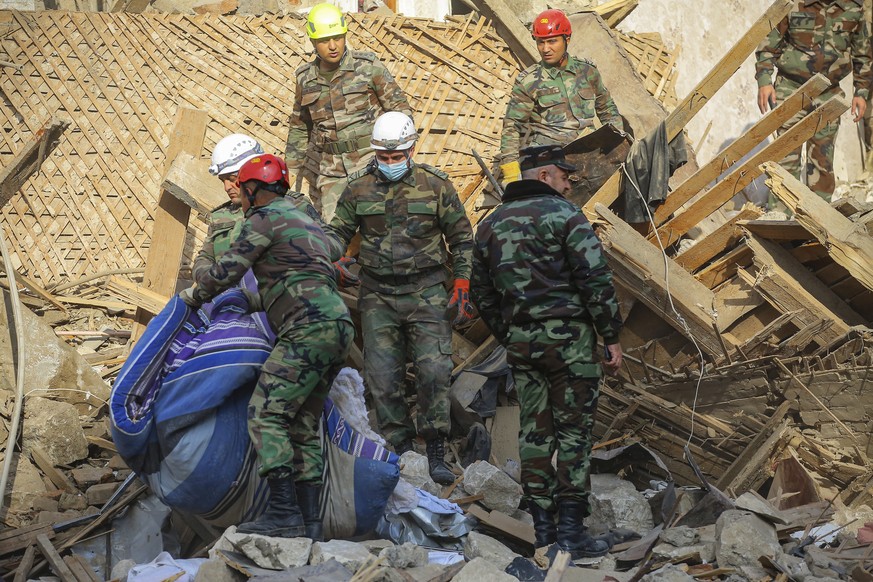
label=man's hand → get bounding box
[178,286,201,309]
[447,279,475,325]
[334,256,360,288]
[758,85,777,114]
[852,96,867,123]
[603,343,622,376]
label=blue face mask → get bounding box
[377,157,410,181]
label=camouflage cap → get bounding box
[519,145,577,172]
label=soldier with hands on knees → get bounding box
[287,2,413,222]
[324,112,474,486]
[498,9,622,184]
[471,145,623,560]
[756,0,871,201]
[179,154,353,541]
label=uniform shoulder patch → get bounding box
[295,61,311,77]
[352,50,376,62]
[580,57,595,67]
[515,62,539,82]
[210,200,234,213]
[417,163,449,180]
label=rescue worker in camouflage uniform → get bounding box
[471,145,623,559]
[756,0,872,201]
[195,133,357,288]
[179,154,353,540]
[324,112,474,486]
[286,3,413,222]
[497,9,622,183]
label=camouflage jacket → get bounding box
[192,197,350,332]
[755,0,872,99]
[192,192,324,281]
[286,49,413,181]
[325,160,474,295]
[499,56,622,164]
[470,179,622,345]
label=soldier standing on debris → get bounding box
[471,145,623,559]
[286,2,413,222]
[756,0,872,202]
[180,154,353,541]
[497,9,622,184]
[324,112,474,486]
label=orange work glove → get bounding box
[334,256,360,288]
[447,278,474,325]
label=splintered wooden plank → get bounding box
[654,96,849,247]
[716,401,793,491]
[674,203,762,272]
[12,544,36,582]
[665,0,794,140]
[654,74,830,224]
[0,116,69,206]
[30,447,77,493]
[742,233,864,344]
[764,161,873,293]
[0,524,54,557]
[35,534,77,582]
[107,275,170,315]
[594,203,724,356]
[162,153,227,216]
[740,219,812,241]
[132,107,208,339]
[466,0,538,67]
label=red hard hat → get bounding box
[531,9,571,39]
[238,154,289,190]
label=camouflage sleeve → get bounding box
[755,18,788,87]
[499,77,534,164]
[192,215,271,304]
[323,187,359,261]
[470,243,508,343]
[591,67,622,129]
[438,179,474,280]
[851,16,872,99]
[286,77,311,170]
[371,60,413,118]
[564,212,622,343]
[191,221,218,281]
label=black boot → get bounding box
[238,469,305,538]
[394,438,414,456]
[296,482,323,541]
[426,438,456,485]
[528,503,557,548]
[557,499,609,558]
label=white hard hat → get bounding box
[370,112,417,151]
[209,134,264,176]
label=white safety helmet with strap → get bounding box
[209,133,265,176]
[370,112,418,151]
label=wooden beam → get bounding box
[594,203,724,356]
[0,117,69,206]
[12,544,36,582]
[581,0,794,216]
[467,0,538,67]
[654,96,849,247]
[107,275,170,315]
[665,0,794,141]
[716,400,793,491]
[30,447,77,493]
[674,203,762,272]
[162,152,225,217]
[741,233,864,344]
[763,161,873,293]
[654,74,830,224]
[34,534,77,582]
[132,108,207,340]
[740,219,812,241]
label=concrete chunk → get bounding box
[310,539,372,571]
[226,532,312,570]
[399,451,441,496]
[22,397,89,466]
[715,510,780,579]
[462,461,522,514]
[193,558,246,582]
[451,557,517,582]
[587,474,654,534]
[462,531,520,570]
[378,542,428,568]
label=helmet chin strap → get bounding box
[244,184,260,209]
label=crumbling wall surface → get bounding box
[0,289,109,413]
[619,0,862,195]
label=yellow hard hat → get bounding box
[306,3,347,40]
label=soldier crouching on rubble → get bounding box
[496,9,622,185]
[178,154,353,541]
[323,111,474,486]
[286,2,414,223]
[471,145,623,561]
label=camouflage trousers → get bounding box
[360,283,453,447]
[311,174,349,224]
[249,319,354,483]
[773,76,841,202]
[505,320,601,515]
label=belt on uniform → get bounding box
[365,265,444,287]
[321,135,371,155]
